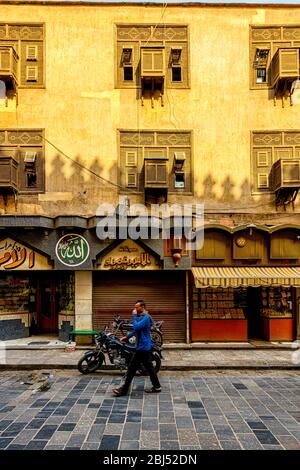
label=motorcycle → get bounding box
[77,327,163,375]
[111,313,164,346]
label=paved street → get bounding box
[1,344,300,370]
[0,370,300,450]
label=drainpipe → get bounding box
[186,270,190,344]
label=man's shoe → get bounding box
[112,387,127,397]
[144,387,161,393]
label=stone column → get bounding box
[75,271,93,331]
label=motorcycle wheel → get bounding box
[138,352,161,376]
[151,331,163,346]
[77,353,103,374]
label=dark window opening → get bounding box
[124,66,133,81]
[256,68,267,84]
[172,67,182,82]
[175,172,185,189]
[25,164,37,188]
[142,79,163,92]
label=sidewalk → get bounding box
[0,338,299,370]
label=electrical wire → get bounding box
[39,134,142,194]
[40,134,298,212]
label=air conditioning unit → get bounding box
[272,158,300,192]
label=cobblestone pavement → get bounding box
[0,370,300,450]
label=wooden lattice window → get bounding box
[251,131,300,193]
[116,24,189,89]
[0,23,44,88]
[119,130,192,194]
[250,25,300,89]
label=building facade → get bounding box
[0,1,300,342]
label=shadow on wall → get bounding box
[195,172,276,210]
[48,153,118,207]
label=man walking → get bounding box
[112,300,161,397]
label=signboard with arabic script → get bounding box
[0,238,52,270]
[99,240,160,270]
[56,234,90,267]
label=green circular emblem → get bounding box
[56,234,90,267]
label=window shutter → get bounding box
[280,48,299,74]
[126,172,137,188]
[0,48,10,69]
[26,45,38,61]
[141,48,165,77]
[156,162,167,184]
[145,161,168,187]
[121,47,133,65]
[125,151,137,167]
[257,173,269,189]
[144,149,166,159]
[274,148,293,160]
[271,48,300,87]
[257,150,269,167]
[26,66,38,82]
[255,48,269,67]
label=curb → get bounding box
[2,345,296,351]
[0,364,299,371]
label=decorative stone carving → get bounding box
[283,28,300,40]
[284,132,300,145]
[120,132,155,146]
[8,25,43,40]
[117,25,187,42]
[157,133,191,146]
[252,28,281,41]
[0,25,6,39]
[7,131,43,145]
[117,26,151,41]
[253,133,282,146]
[153,26,188,41]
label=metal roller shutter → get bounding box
[93,271,186,342]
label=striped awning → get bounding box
[192,266,300,288]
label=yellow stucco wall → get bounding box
[1,3,300,217]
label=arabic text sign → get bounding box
[100,240,160,270]
[56,234,90,267]
[0,238,51,270]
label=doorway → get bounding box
[36,275,58,334]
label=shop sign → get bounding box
[56,234,90,267]
[99,240,160,270]
[0,238,51,270]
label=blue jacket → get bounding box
[127,312,152,351]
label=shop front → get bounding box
[92,239,187,342]
[0,227,190,342]
[0,236,75,340]
[191,267,300,342]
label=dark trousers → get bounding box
[122,350,161,392]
